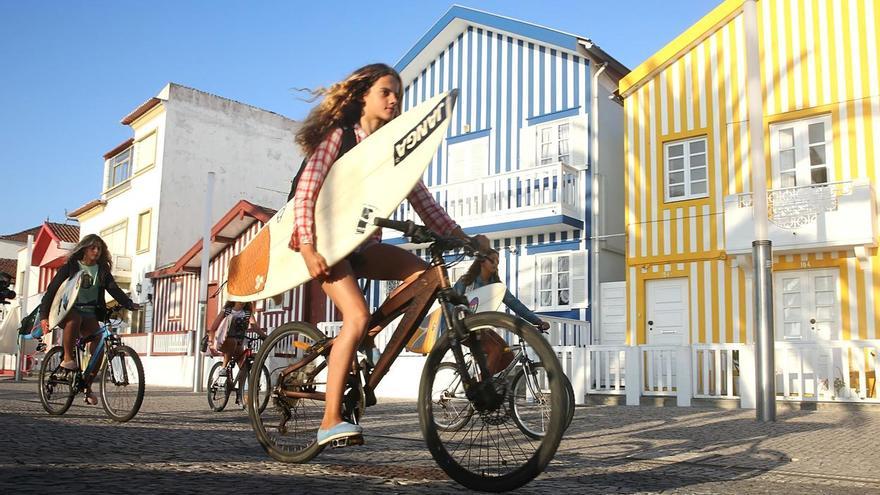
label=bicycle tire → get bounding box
[247,322,328,463]
[207,361,231,412]
[419,312,565,492]
[430,362,474,431]
[509,362,576,439]
[244,363,272,414]
[99,344,145,422]
[38,346,74,415]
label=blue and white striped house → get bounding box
[381,6,629,349]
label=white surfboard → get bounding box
[47,270,83,329]
[227,90,458,301]
[406,282,507,354]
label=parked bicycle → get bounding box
[37,305,145,422]
[246,218,567,492]
[207,332,271,412]
[431,324,576,439]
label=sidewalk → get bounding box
[1,377,879,493]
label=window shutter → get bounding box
[519,126,536,169]
[497,249,508,290]
[518,253,536,310]
[570,250,589,309]
[570,115,589,168]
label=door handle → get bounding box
[647,320,654,331]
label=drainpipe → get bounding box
[590,62,608,345]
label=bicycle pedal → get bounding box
[330,435,364,448]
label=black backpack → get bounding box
[287,126,358,201]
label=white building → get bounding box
[68,83,302,332]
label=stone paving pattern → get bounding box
[2,379,879,494]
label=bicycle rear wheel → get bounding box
[38,346,74,415]
[244,363,271,414]
[247,322,328,463]
[100,344,145,422]
[207,361,232,411]
[509,362,576,439]
[419,312,565,492]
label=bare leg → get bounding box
[319,261,370,430]
[79,316,101,390]
[61,312,83,365]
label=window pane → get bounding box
[783,277,800,291]
[558,273,569,289]
[809,145,825,166]
[669,157,684,171]
[816,292,834,306]
[669,184,685,197]
[690,181,707,195]
[557,256,569,272]
[690,152,706,167]
[808,122,825,144]
[540,274,552,290]
[540,291,552,307]
[540,258,552,273]
[558,139,569,158]
[669,170,685,184]
[783,308,801,321]
[691,167,706,181]
[558,289,570,305]
[814,276,832,291]
[541,128,552,143]
[811,166,828,184]
[781,172,797,188]
[780,149,795,170]
[668,144,684,157]
[816,307,833,320]
[690,139,706,154]
[783,293,801,307]
[779,128,795,149]
[558,123,569,138]
[785,322,801,337]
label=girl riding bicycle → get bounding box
[290,63,487,446]
[454,249,550,332]
[207,301,267,378]
[38,234,137,405]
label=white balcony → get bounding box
[391,162,584,235]
[724,179,877,256]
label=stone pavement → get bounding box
[1,378,879,494]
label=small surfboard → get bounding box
[227,90,458,301]
[406,283,507,354]
[47,270,83,329]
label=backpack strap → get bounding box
[288,126,358,201]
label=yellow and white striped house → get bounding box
[618,0,880,404]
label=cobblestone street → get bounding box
[2,379,879,494]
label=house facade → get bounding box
[387,6,628,348]
[618,0,880,404]
[68,83,302,333]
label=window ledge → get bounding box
[103,180,132,200]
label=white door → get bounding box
[775,269,839,341]
[599,282,626,345]
[646,278,690,346]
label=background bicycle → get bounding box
[206,332,271,412]
[37,305,145,422]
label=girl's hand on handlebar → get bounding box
[536,320,551,332]
[40,319,49,335]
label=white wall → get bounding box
[0,240,23,260]
[157,84,302,269]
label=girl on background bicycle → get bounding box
[38,234,137,405]
[207,300,267,376]
[290,63,488,446]
[454,249,550,332]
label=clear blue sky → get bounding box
[0,0,718,234]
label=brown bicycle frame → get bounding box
[278,263,463,401]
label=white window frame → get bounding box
[664,137,708,202]
[264,291,290,312]
[536,121,571,166]
[770,114,833,189]
[107,147,133,189]
[536,252,572,311]
[168,281,182,319]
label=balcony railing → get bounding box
[724,179,877,255]
[391,162,583,232]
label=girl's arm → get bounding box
[502,289,543,326]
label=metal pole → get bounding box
[14,234,34,382]
[744,0,775,421]
[193,172,215,392]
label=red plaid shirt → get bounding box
[291,124,459,250]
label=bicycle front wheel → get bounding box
[38,346,74,415]
[99,344,145,422]
[419,312,565,492]
[429,361,474,431]
[206,361,231,411]
[247,322,328,463]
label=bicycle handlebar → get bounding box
[373,217,482,255]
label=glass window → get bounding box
[771,115,832,188]
[108,148,132,188]
[537,253,572,309]
[537,122,571,165]
[664,137,709,201]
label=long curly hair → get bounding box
[67,234,113,274]
[295,63,403,155]
[456,249,501,289]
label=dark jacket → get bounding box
[39,258,134,322]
